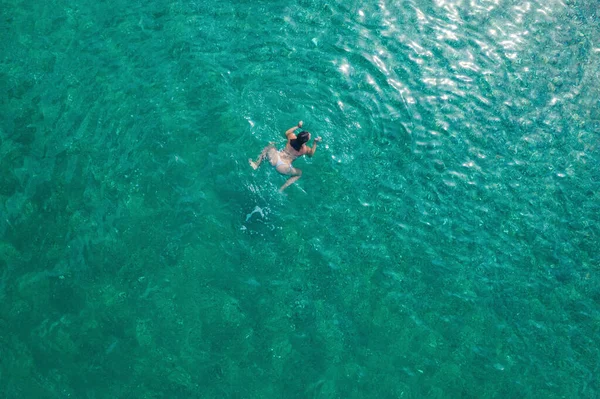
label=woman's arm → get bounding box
[285,121,303,139]
[306,137,322,157]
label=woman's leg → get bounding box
[279,168,302,192]
[249,143,275,170]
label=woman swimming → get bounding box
[249,121,322,192]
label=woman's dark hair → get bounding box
[290,131,310,151]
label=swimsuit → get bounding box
[275,153,293,173]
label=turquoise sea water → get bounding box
[1,0,599,397]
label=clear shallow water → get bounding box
[1,0,599,397]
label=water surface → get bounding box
[1,0,599,397]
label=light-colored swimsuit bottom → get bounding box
[274,154,293,174]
